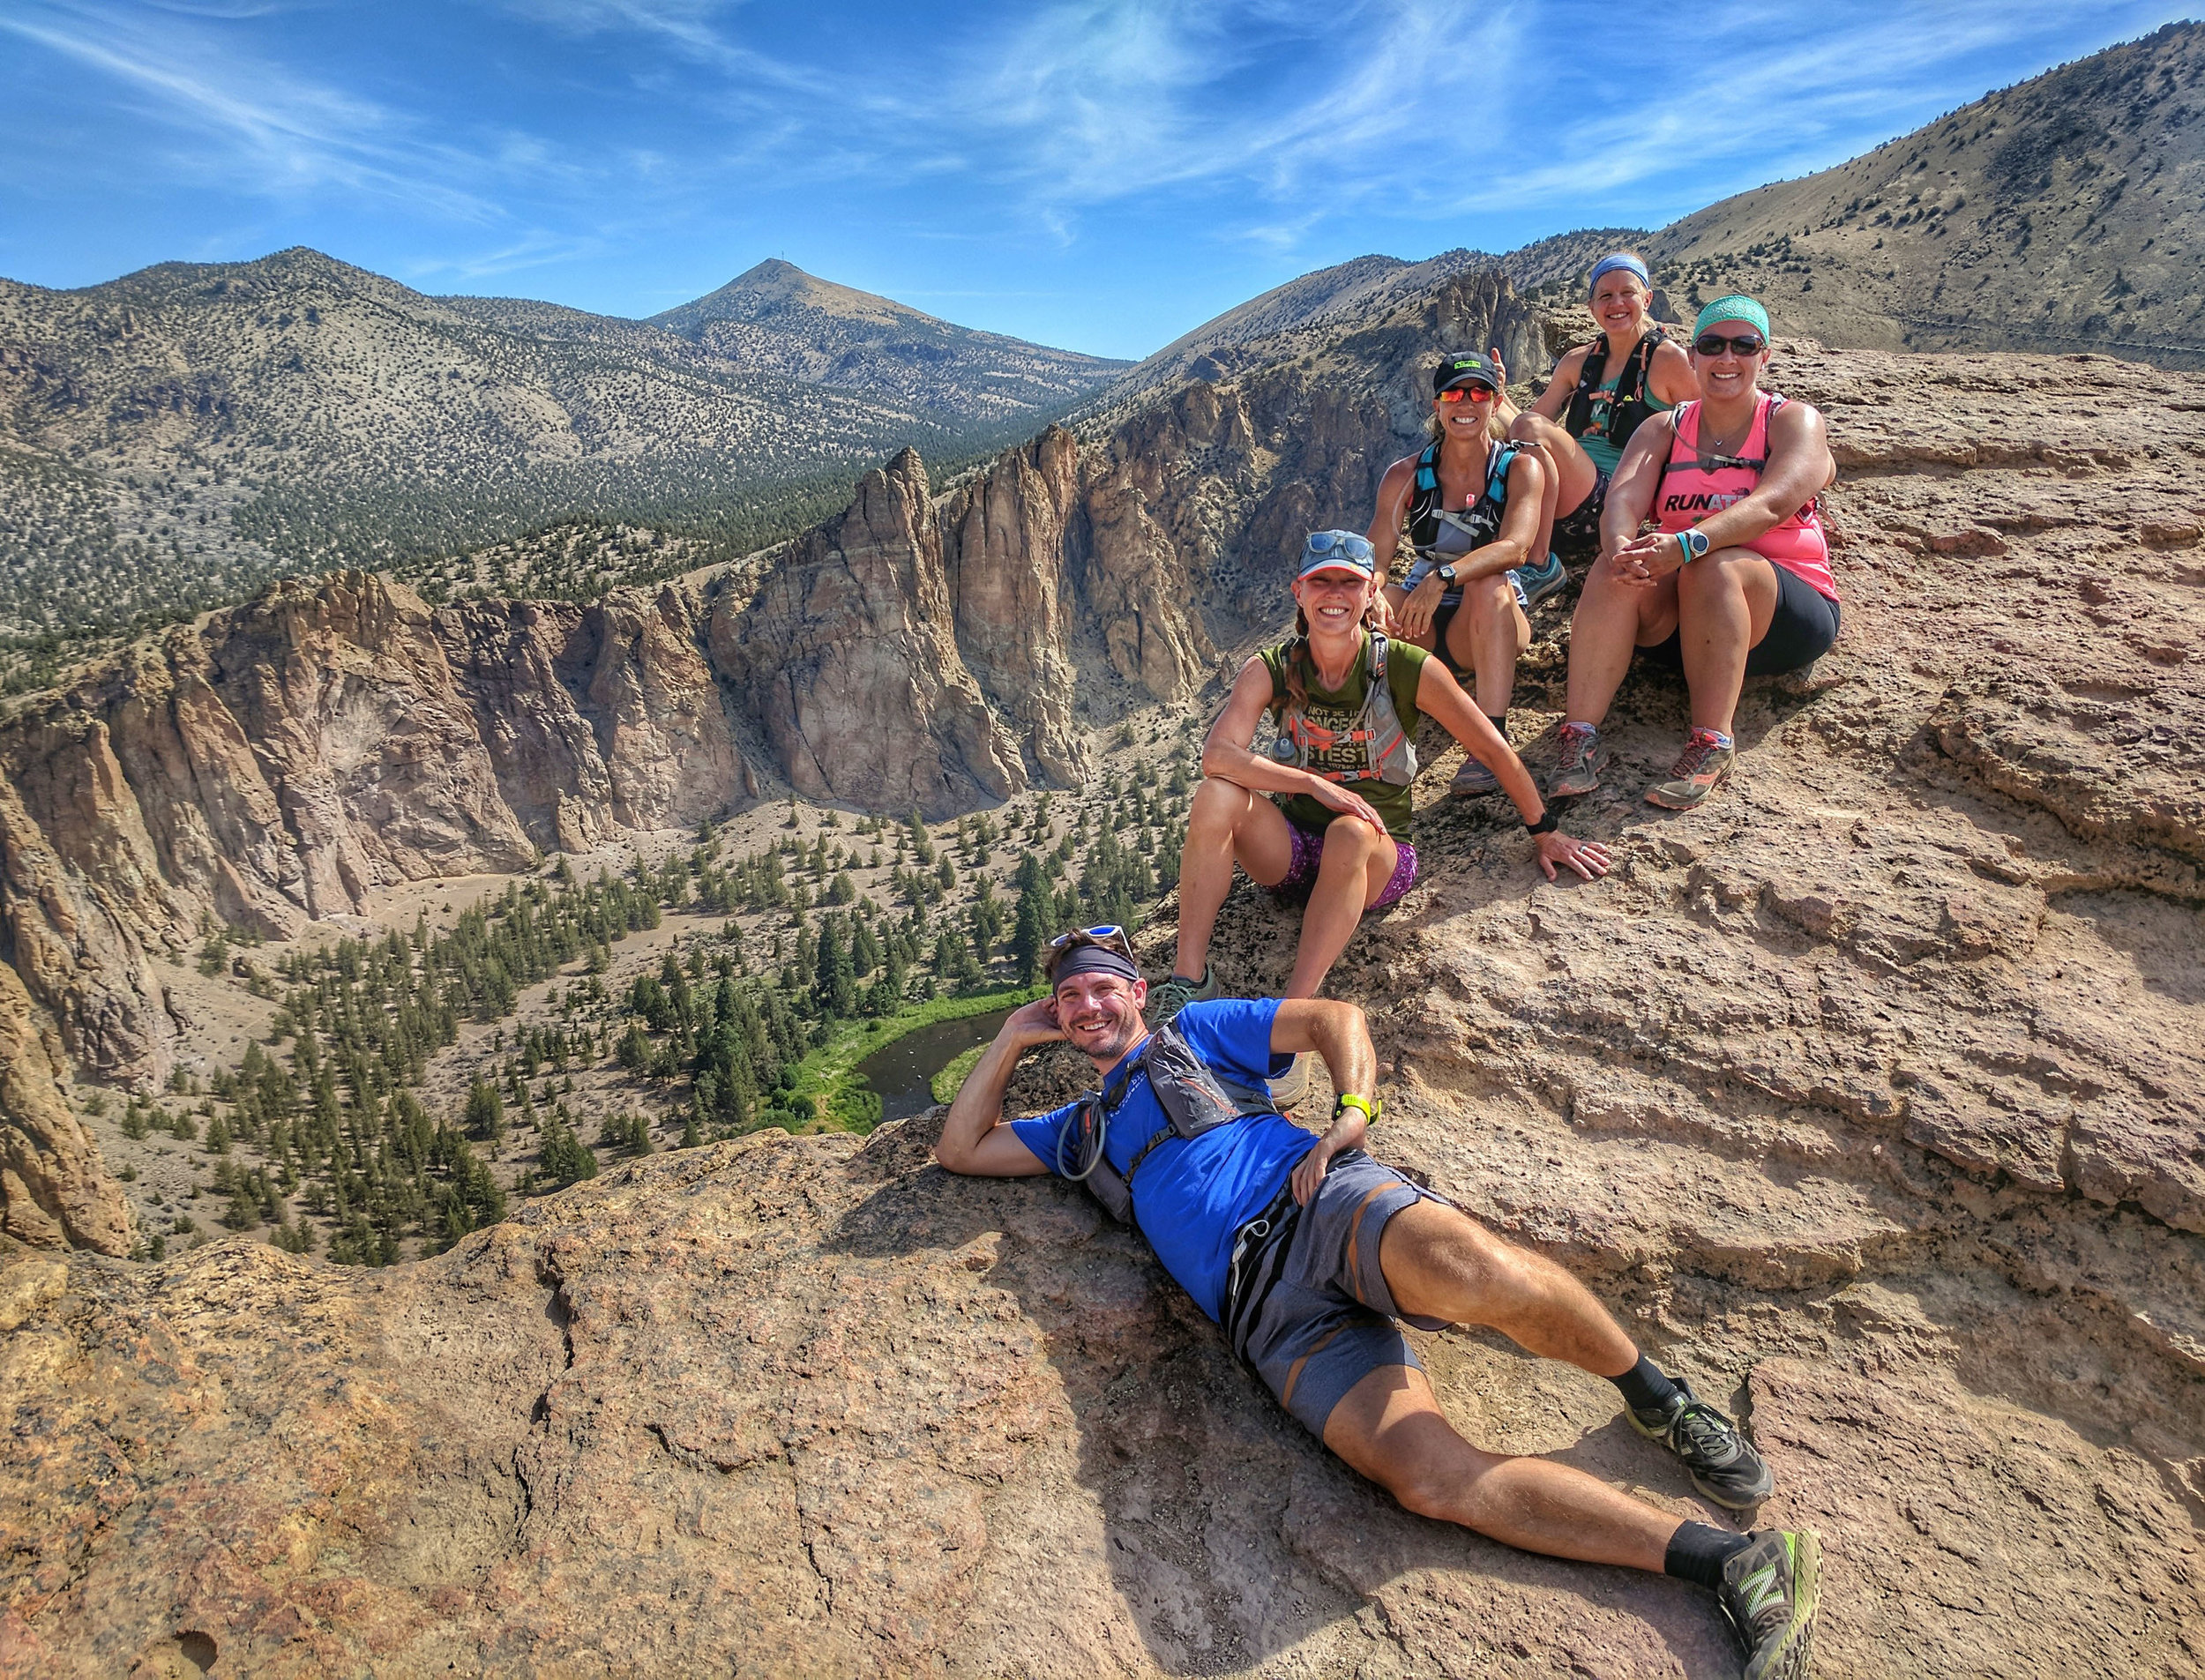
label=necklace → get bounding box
[1697,401,1756,462]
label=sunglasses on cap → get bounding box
[1436,383,1498,404]
[1302,531,1373,561]
[1692,333,1767,358]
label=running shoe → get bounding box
[1147,966,1219,1027]
[1629,1377,1776,1509]
[1511,549,1568,609]
[1646,729,1736,810]
[1267,1051,1311,1109]
[1547,722,1607,799]
[1449,754,1501,797]
[1717,1529,1821,1680]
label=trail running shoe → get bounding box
[1511,549,1569,609]
[1629,1377,1776,1509]
[1449,754,1501,797]
[1147,966,1219,1027]
[1646,729,1736,810]
[1547,722,1607,799]
[1267,1051,1311,1109]
[1718,1529,1820,1680]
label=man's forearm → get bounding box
[938,1031,1028,1166]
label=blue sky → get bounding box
[1,2,2194,358]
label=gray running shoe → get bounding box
[1629,1377,1776,1509]
[1267,1051,1311,1109]
[1449,755,1501,797]
[1718,1529,1821,1680]
[1646,729,1736,810]
[1511,549,1568,609]
[1147,966,1219,1027]
[1547,722,1607,798]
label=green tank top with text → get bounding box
[1259,633,1429,842]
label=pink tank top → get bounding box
[1657,393,1836,601]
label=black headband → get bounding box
[1051,945,1141,987]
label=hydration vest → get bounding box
[1404,437,1525,554]
[1563,329,1666,458]
[1266,631,1418,788]
[1059,1021,1282,1224]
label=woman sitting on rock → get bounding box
[1507,252,1698,567]
[1366,352,1561,797]
[1152,530,1611,1020]
[1550,295,1840,811]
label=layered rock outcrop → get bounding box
[0,961,129,1255]
[5,335,2204,1673]
[0,264,1541,1107]
[0,573,748,1086]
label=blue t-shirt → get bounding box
[1008,997,1316,1323]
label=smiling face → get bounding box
[1688,330,1769,404]
[1292,567,1376,638]
[1591,271,1651,340]
[1432,378,1497,444]
[1051,971,1147,1066]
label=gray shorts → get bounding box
[1228,1150,1452,1437]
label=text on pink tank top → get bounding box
[1658,393,1836,601]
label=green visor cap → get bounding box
[1693,295,1771,340]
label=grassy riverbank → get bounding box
[789,982,1043,1131]
[930,1043,991,1106]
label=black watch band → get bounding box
[1525,810,1559,835]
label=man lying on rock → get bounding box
[936,926,1820,1680]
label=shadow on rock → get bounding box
[829,1113,1737,1677]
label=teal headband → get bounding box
[1693,295,1770,340]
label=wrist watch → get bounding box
[1333,1092,1381,1126]
[1435,563,1457,585]
[1677,527,1711,563]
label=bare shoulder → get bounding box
[1378,453,1421,495]
[1768,395,1828,439]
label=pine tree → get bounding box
[464,1078,505,1145]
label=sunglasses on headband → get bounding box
[1692,333,1767,358]
[1050,924,1130,952]
[1436,383,1498,403]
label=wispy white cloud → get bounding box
[1,0,574,220]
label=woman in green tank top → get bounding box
[1156,531,1611,1012]
[1508,252,1695,567]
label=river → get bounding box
[850,1004,1019,1124]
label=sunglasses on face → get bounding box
[1436,384,1498,404]
[1693,333,1767,358]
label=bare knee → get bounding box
[1319,819,1387,866]
[1387,1449,1514,1527]
[1463,573,1516,625]
[1677,549,1768,601]
[1188,776,1251,833]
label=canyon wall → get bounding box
[0,265,1533,1131]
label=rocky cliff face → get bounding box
[0,573,751,1084]
[0,962,128,1254]
[0,316,2202,1669]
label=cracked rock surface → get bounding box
[2,340,2203,1673]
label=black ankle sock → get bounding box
[1487,713,1507,737]
[1665,1521,1753,1592]
[1612,1353,1681,1415]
